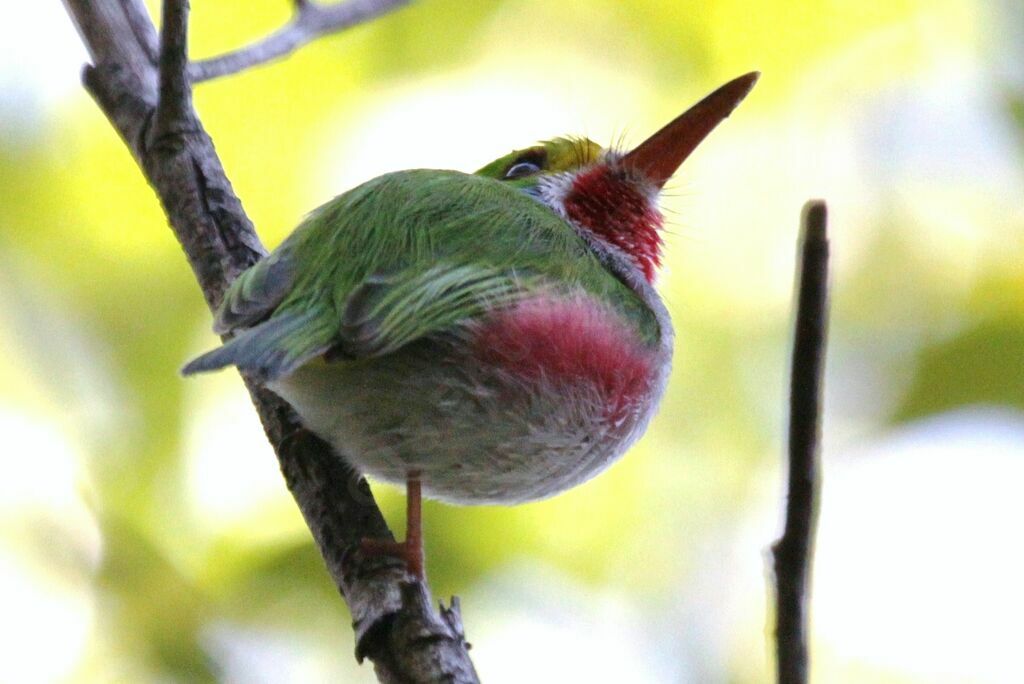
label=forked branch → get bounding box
[189,0,410,82]
[772,200,830,684]
[61,0,478,681]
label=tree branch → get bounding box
[189,0,410,83]
[771,200,830,684]
[152,0,193,139]
[62,1,478,681]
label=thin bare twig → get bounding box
[189,0,410,82]
[61,0,479,680]
[152,0,192,139]
[772,200,829,684]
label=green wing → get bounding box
[183,264,523,382]
[182,169,656,381]
[336,264,525,358]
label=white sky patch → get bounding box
[811,408,1024,683]
[0,4,89,131]
[183,370,303,542]
[0,409,100,684]
[204,622,368,684]
[716,407,1024,683]
[468,562,681,683]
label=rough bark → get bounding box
[61,1,478,681]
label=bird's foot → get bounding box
[360,536,424,580]
[359,470,425,580]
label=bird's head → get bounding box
[476,72,759,283]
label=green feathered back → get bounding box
[183,168,658,381]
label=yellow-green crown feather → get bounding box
[475,137,603,182]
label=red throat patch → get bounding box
[472,297,654,422]
[562,165,664,282]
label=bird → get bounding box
[183,72,759,579]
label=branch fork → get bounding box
[63,0,477,681]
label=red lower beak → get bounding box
[622,71,759,188]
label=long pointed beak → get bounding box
[622,71,759,188]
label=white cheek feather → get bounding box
[535,171,576,222]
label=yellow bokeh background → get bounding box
[2,1,1022,681]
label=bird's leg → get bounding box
[404,472,425,579]
[360,470,425,580]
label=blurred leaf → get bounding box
[1004,89,1024,151]
[98,516,219,681]
[896,318,1024,420]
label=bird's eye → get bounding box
[504,162,541,180]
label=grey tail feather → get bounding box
[212,253,294,335]
[181,309,334,382]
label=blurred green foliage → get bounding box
[1,0,1022,682]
